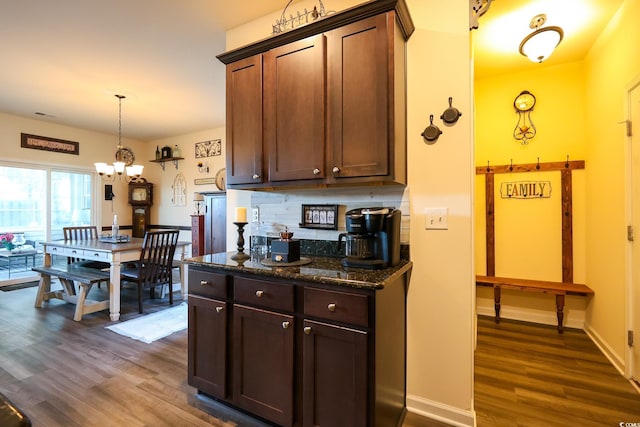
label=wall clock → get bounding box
[513,90,536,144]
[115,146,135,166]
[128,179,153,206]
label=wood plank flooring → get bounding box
[475,315,640,427]
[0,285,639,426]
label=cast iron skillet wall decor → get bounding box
[421,114,442,144]
[440,97,462,125]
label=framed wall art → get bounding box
[300,204,338,230]
[195,139,221,158]
[21,133,79,155]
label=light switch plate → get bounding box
[425,207,448,230]
[252,208,259,222]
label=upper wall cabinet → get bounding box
[218,0,414,190]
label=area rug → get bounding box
[106,302,188,343]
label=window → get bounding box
[0,163,94,282]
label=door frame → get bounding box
[625,74,640,384]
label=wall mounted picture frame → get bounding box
[21,133,79,155]
[195,139,221,158]
[300,204,338,230]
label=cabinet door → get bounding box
[188,295,227,399]
[264,34,326,182]
[327,13,391,179]
[233,305,294,426]
[303,319,368,427]
[204,194,227,255]
[226,55,264,185]
[191,215,204,257]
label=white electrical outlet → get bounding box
[424,207,448,230]
[252,208,259,222]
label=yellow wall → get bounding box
[474,62,589,327]
[475,0,640,370]
[584,0,640,367]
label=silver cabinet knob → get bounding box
[304,326,312,335]
[200,280,209,286]
[282,321,290,329]
[256,290,264,297]
[327,303,336,312]
[252,174,260,180]
[215,306,223,313]
[332,166,340,173]
[313,168,321,175]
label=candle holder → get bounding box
[231,222,250,261]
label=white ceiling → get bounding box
[0,0,623,142]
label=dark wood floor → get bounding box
[0,285,639,426]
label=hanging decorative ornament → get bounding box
[513,90,537,145]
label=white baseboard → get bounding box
[583,322,625,375]
[476,300,585,329]
[406,394,475,427]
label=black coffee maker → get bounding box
[338,207,401,270]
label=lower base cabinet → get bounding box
[303,319,368,427]
[187,266,407,427]
[233,305,294,426]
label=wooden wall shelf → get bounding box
[150,157,184,171]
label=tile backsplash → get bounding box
[249,186,410,244]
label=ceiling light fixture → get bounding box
[95,94,144,182]
[519,14,563,63]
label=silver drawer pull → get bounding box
[327,303,336,312]
[255,290,264,297]
[332,166,340,173]
[304,326,312,335]
[216,306,223,313]
[200,280,209,286]
[282,321,290,329]
[93,253,100,257]
[313,168,321,175]
[71,250,77,254]
[252,174,260,180]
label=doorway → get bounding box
[629,77,640,384]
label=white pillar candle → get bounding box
[113,214,118,225]
[234,207,247,223]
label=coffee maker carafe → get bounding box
[339,207,401,270]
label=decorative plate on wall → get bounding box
[215,168,226,191]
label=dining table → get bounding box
[35,237,190,321]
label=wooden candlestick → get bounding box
[231,222,250,261]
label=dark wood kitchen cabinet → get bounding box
[187,270,228,399]
[191,215,204,257]
[217,0,413,190]
[326,13,406,184]
[225,55,263,186]
[187,263,409,427]
[233,305,294,426]
[264,34,326,182]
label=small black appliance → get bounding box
[339,207,401,270]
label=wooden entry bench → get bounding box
[476,275,594,333]
[33,264,110,321]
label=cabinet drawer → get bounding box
[304,287,369,327]
[189,269,228,299]
[234,276,294,312]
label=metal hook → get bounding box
[536,157,540,170]
[565,155,570,168]
[509,159,513,172]
[486,160,491,173]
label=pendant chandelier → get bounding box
[519,14,563,63]
[94,94,144,182]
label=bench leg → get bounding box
[555,294,565,333]
[74,283,93,321]
[493,286,501,324]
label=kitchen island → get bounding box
[184,252,412,427]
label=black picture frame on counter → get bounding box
[300,204,338,230]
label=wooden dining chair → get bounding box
[120,230,179,314]
[63,225,110,290]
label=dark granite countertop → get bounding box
[183,252,413,290]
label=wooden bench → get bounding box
[476,275,594,333]
[33,264,110,321]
